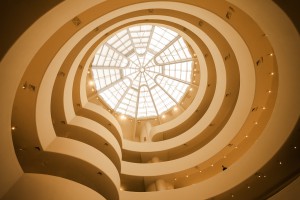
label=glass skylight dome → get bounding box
[91,25,194,119]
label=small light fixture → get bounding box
[11,126,16,131]
[262,106,267,110]
[173,107,178,111]
[294,146,297,149]
[22,82,27,89]
[120,115,127,120]
[269,53,273,56]
[270,72,275,76]
[223,155,227,159]
[199,170,202,173]
[189,88,193,91]
[248,186,251,189]
[245,135,249,138]
[254,121,258,125]
[174,178,177,181]
[279,161,282,165]
[186,175,189,178]
[267,90,272,94]
[88,80,94,86]
[162,115,166,119]
[211,164,214,167]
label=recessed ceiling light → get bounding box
[11,126,16,131]
[120,115,127,120]
[88,80,94,86]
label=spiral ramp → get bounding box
[0,1,299,200]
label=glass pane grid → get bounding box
[91,25,193,118]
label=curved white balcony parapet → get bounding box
[69,116,122,169]
[47,137,120,200]
[2,173,106,200]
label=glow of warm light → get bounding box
[162,115,166,119]
[11,126,16,130]
[189,88,193,91]
[173,107,178,111]
[120,115,127,120]
[88,80,94,86]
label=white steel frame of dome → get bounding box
[92,24,194,119]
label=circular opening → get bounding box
[91,24,195,119]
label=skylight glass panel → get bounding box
[164,61,193,82]
[91,25,194,118]
[155,38,192,65]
